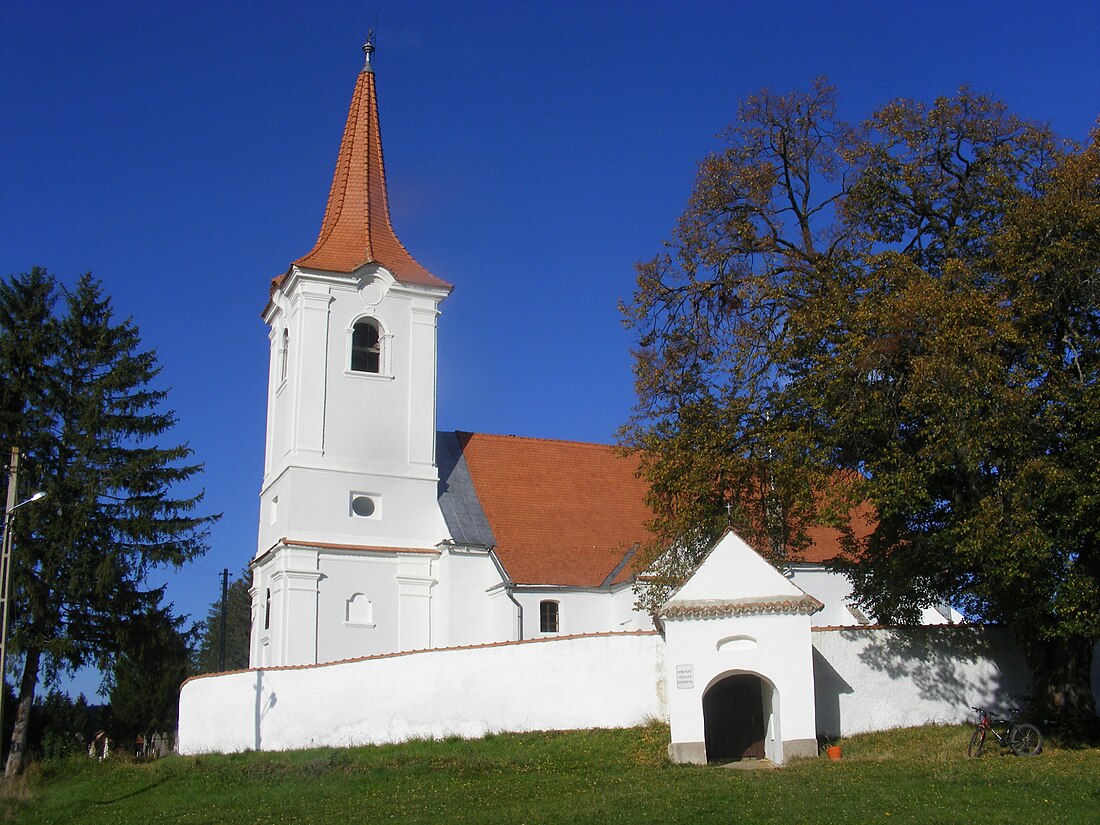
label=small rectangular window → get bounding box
[540,600,559,633]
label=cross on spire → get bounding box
[362,30,375,73]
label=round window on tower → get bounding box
[350,494,376,518]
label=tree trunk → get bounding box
[4,646,39,777]
[1017,633,1099,738]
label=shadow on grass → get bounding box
[93,777,169,805]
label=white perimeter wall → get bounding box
[814,628,1100,737]
[182,624,1099,756]
[179,632,666,755]
[814,626,1031,737]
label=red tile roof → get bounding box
[458,433,654,588]
[802,514,874,565]
[457,433,870,587]
[292,64,450,290]
[661,595,825,620]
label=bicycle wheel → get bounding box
[1009,723,1042,756]
[968,728,986,758]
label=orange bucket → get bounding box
[826,745,842,761]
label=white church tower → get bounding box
[250,39,454,667]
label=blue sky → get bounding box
[2,1,1097,696]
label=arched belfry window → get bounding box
[264,588,271,630]
[351,319,382,373]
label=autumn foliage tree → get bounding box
[622,79,859,611]
[622,81,1099,725]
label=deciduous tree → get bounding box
[624,85,1099,726]
[621,78,857,612]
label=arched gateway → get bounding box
[703,672,771,762]
[661,532,823,765]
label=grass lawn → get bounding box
[4,722,1097,824]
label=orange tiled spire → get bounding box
[294,38,450,289]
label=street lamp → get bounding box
[0,489,46,759]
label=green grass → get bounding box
[4,722,1098,824]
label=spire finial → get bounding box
[362,31,375,73]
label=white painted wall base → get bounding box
[179,632,665,755]
[179,626,1099,758]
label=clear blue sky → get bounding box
[1,1,1097,696]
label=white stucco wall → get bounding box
[672,534,806,604]
[179,632,666,755]
[433,548,515,648]
[789,567,868,627]
[252,545,528,668]
[812,626,1034,736]
[315,549,437,662]
[515,586,650,640]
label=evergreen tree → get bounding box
[108,603,194,751]
[0,270,216,775]
[0,269,56,486]
[193,566,252,674]
[31,690,103,760]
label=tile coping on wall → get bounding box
[184,629,662,686]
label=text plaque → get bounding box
[675,664,694,689]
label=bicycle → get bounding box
[968,706,1042,757]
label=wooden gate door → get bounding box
[703,674,766,761]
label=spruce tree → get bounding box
[108,603,194,751]
[0,270,216,775]
[0,269,56,475]
[193,566,252,674]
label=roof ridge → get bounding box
[456,430,622,451]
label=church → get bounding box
[247,39,954,673]
[181,41,1006,766]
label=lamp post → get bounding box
[0,446,45,758]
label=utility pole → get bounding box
[0,447,45,764]
[218,568,229,671]
[0,447,20,756]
